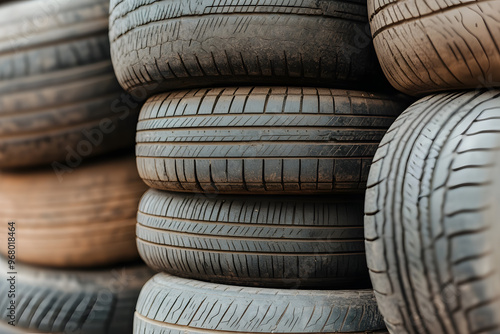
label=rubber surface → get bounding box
[368,0,500,96]
[0,0,138,168]
[0,321,43,333]
[0,154,147,268]
[109,0,387,96]
[0,260,154,334]
[136,87,409,194]
[365,90,500,333]
[137,189,369,289]
[134,273,387,333]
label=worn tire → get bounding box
[0,260,154,334]
[0,322,40,334]
[134,273,386,333]
[365,90,500,333]
[109,0,388,97]
[368,0,500,96]
[137,189,369,289]
[0,153,147,268]
[0,0,138,168]
[136,87,408,194]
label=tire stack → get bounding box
[364,1,500,334]
[109,1,410,333]
[0,0,153,332]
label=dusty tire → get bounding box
[136,87,409,194]
[109,0,387,96]
[134,273,386,333]
[0,322,36,334]
[0,260,154,334]
[0,322,39,334]
[0,0,138,168]
[0,153,147,268]
[365,90,500,333]
[137,189,369,289]
[368,0,500,96]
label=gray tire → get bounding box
[109,0,388,97]
[0,260,154,334]
[137,189,369,289]
[0,321,41,333]
[136,87,409,194]
[365,90,500,333]
[0,0,138,168]
[134,273,387,333]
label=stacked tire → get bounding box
[365,1,500,333]
[109,1,410,333]
[0,1,153,332]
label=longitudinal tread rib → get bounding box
[137,189,369,288]
[365,90,500,333]
[136,87,409,194]
[0,0,138,168]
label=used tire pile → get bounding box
[0,0,153,332]
[6,0,496,332]
[365,1,500,333]
[109,1,409,333]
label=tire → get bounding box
[365,90,500,334]
[137,189,369,289]
[0,260,154,334]
[0,0,139,168]
[368,0,500,96]
[0,153,147,268]
[136,87,409,194]
[134,273,387,333]
[0,321,40,333]
[109,0,388,97]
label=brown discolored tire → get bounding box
[0,260,154,334]
[0,0,139,168]
[136,87,409,194]
[109,0,388,97]
[134,273,387,334]
[137,189,370,289]
[368,0,500,96]
[365,90,500,333]
[0,153,147,268]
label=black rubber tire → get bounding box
[368,0,500,96]
[137,188,369,289]
[136,87,409,194]
[0,260,154,334]
[0,0,138,168]
[365,90,500,334]
[134,273,387,333]
[109,0,388,97]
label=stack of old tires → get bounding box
[0,0,153,333]
[364,1,500,333]
[109,1,410,333]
